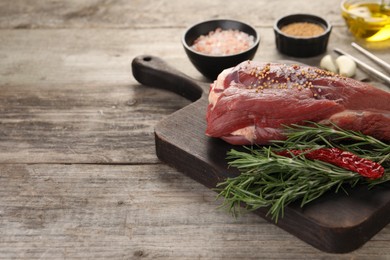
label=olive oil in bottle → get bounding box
[342,1,390,42]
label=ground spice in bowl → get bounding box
[274,14,332,57]
[281,22,325,37]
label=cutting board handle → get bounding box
[132,55,207,102]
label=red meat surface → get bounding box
[205,60,390,145]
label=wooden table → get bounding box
[0,0,389,258]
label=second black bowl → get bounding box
[182,19,260,80]
[274,14,332,57]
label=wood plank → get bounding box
[0,163,389,259]
[0,83,189,164]
[0,27,388,86]
[0,0,347,29]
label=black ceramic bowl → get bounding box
[274,14,332,57]
[182,19,260,80]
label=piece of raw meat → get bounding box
[205,60,390,145]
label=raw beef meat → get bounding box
[205,60,390,145]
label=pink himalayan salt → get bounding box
[191,28,255,56]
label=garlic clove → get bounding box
[336,55,357,77]
[320,54,338,73]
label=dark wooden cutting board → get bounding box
[132,55,390,253]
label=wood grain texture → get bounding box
[0,82,190,164]
[0,0,389,258]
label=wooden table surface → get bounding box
[0,0,389,259]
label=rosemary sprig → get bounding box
[216,123,389,222]
[276,122,390,162]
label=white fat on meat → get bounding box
[230,125,256,142]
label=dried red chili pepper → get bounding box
[276,148,384,180]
